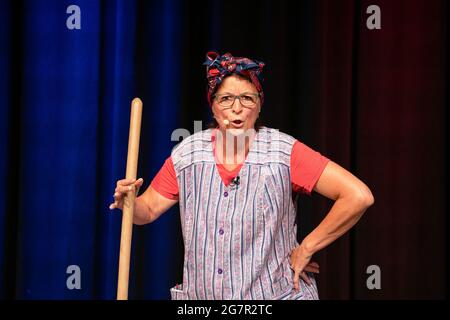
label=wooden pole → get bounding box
[117,98,143,300]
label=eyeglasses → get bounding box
[213,93,259,108]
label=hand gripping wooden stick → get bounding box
[117,98,143,300]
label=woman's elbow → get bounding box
[353,185,375,209]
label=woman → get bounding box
[109,51,374,300]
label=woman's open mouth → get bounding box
[231,119,244,128]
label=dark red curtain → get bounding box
[299,0,447,299]
[352,0,447,299]
[302,0,447,299]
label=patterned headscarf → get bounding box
[203,51,265,105]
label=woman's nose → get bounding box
[232,99,243,113]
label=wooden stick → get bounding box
[117,98,143,300]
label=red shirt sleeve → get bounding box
[150,157,179,200]
[291,140,330,195]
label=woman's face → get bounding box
[212,74,261,136]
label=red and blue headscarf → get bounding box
[203,51,265,105]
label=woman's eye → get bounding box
[220,96,233,102]
[242,95,256,103]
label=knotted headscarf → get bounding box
[203,51,265,105]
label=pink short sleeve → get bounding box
[150,157,179,200]
[291,140,330,195]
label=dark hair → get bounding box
[207,74,264,131]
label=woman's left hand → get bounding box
[289,244,319,291]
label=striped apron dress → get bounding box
[169,127,319,300]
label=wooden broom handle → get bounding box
[117,98,143,300]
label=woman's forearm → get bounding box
[301,193,374,256]
[131,186,178,225]
[132,196,154,225]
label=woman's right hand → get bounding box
[109,178,144,211]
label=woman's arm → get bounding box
[134,185,178,225]
[290,160,374,290]
[110,179,178,225]
[302,160,374,253]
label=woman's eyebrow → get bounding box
[216,91,257,95]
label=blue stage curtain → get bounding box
[0,0,13,299]
[0,0,183,299]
